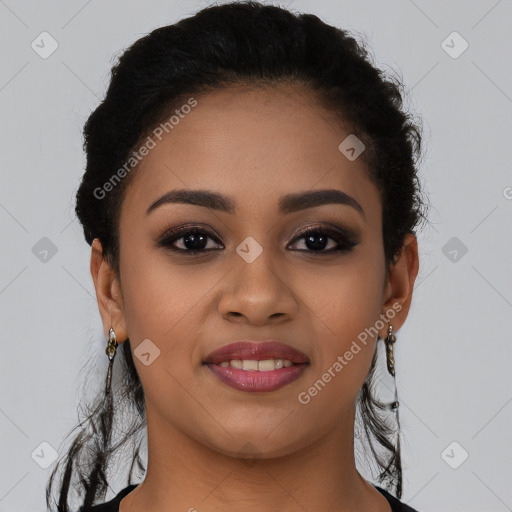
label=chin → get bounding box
[202,429,306,461]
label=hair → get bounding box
[46,1,428,510]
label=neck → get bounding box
[120,404,390,512]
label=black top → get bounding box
[80,484,419,511]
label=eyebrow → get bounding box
[146,188,364,218]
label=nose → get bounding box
[217,251,298,326]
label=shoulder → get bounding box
[374,485,421,512]
[78,484,138,512]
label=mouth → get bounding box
[202,340,310,392]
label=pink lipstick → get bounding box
[203,340,310,392]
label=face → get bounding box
[93,83,414,460]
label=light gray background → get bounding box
[1,1,511,511]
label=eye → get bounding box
[288,225,358,254]
[157,225,223,254]
[157,223,359,256]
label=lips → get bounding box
[203,340,310,393]
[203,340,310,365]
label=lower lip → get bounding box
[204,363,308,392]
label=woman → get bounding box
[46,2,426,511]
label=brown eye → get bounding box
[288,226,358,254]
[157,223,358,256]
[158,226,223,254]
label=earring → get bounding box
[105,327,118,394]
[385,325,399,410]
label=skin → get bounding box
[90,83,419,512]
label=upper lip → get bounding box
[203,340,310,365]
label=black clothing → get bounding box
[80,483,420,511]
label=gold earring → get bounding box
[385,325,399,410]
[105,327,118,394]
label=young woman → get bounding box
[46,2,426,511]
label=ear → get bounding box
[90,238,128,343]
[379,232,419,338]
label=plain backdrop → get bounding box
[1,1,511,511]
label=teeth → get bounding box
[217,359,295,370]
[243,359,259,371]
[258,359,277,371]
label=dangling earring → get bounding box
[105,327,118,394]
[385,325,399,411]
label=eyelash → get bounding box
[157,223,358,256]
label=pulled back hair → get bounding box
[46,1,427,510]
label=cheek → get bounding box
[119,242,214,341]
[301,250,385,403]
[295,303,380,428]
[118,250,213,414]
[317,247,385,339]
[118,245,227,400]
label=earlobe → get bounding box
[90,238,128,342]
[380,233,419,336]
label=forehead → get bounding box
[121,84,380,221]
